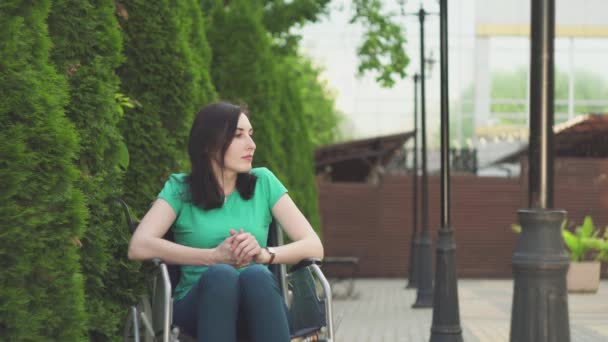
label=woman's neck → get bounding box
[212,163,237,195]
[220,173,237,195]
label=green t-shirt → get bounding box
[157,167,288,301]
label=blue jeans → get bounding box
[173,264,291,342]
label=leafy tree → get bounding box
[204,0,411,87]
[0,1,87,339]
[274,55,322,229]
[291,56,344,147]
[350,0,410,87]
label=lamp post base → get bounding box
[509,209,570,342]
[406,237,420,289]
[430,227,462,342]
[412,234,433,308]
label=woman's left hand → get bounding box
[230,229,261,267]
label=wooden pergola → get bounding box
[314,131,415,182]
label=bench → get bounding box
[323,257,359,299]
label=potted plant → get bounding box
[512,216,608,293]
[562,216,607,293]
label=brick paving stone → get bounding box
[331,279,608,342]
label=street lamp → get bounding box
[407,52,435,290]
[509,0,570,341]
[430,0,463,340]
[412,4,437,309]
[406,72,420,289]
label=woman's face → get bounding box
[223,113,256,174]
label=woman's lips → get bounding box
[242,155,253,161]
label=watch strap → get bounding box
[264,247,276,265]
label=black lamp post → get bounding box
[412,5,435,309]
[429,0,463,340]
[509,0,570,341]
[406,73,420,289]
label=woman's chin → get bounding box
[238,164,253,173]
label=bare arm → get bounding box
[128,199,233,266]
[256,193,324,265]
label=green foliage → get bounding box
[293,57,344,147]
[563,216,608,262]
[263,0,331,35]
[594,229,608,262]
[206,0,411,88]
[117,0,216,214]
[0,1,379,338]
[262,0,331,53]
[179,0,217,112]
[274,56,321,230]
[206,0,287,180]
[350,0,410,87]
[47,0,143,339]
[0,1,87,339]
[205,0,344,232]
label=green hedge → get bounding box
[47,0,141,339]
[117,0,216,215]
[274,56,321,230]
[205,0,288,183]
[0,1,87,339]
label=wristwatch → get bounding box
[264,247,276,265]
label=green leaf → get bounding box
[562,229,583,261]
[576,216,596,238]
[511,224,522,233]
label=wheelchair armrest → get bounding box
[289,258,322,273]
[150,258,163,267]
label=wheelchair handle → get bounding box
[108,196,138,233]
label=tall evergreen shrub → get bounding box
[205,0,287,181]
[0,1,87,339]
[117,0,216,214]
[274,56,321,230]
[47,1,140,339]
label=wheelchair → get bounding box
[114,198,334,342]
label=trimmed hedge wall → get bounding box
[47,1,141,339]
[0,1,87,339]
[116,0,216,215]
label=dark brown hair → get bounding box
[186,102,256,210]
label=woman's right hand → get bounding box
[212,235,238,265]
[212,233,251,268]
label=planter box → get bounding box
[567,261,601,293]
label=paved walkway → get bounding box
[331,279,608,341]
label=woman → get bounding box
[128,102,324,342]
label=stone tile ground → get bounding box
[331,279,608,341]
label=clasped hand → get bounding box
[214,229,262,268]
